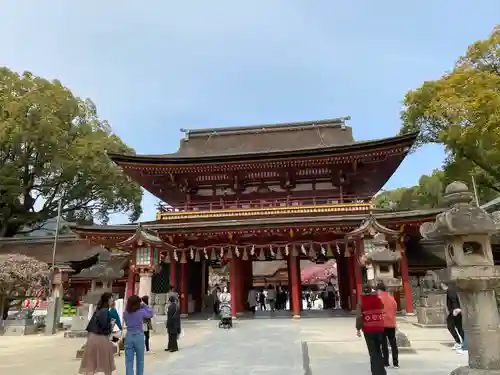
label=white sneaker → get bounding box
[456,348,468,355]
[453,343,462,350]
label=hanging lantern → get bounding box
[174,249,179,262]
[326,244,333,257]
[321,246,326,256]
[190,248,195,259]
[235,246,240,258]
[135,247,152,266]
[301,244,306,255]
[250,245,255,256]
[242,248,248,261]
[164,250,171,264]
[308,245,316,259]
[276,248,283,260]
[285,244,289,256]
[292,244,299,257]
[203,248,208,260]
[258,249,266,261]
[336,243,341,255]
[226,248,233,259]
[270,245,275,257]
[220,247,224,258]
[210,249,217,260]
[180,251,187,264]
[194,250,201,262]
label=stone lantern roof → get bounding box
[364,233,402,264]
[77,250,126,281]
[420,181,497,240]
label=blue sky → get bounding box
[1,1,499,224]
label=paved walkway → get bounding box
[149,317,469,375]
[0,317,469,375]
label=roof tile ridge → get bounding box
[182,117,351,138]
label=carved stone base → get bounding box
[64,330,87,338]
[415,306,447,327]
[450,366,500,375]
[76,344,86,359]
[2,320,38,336]
[395,330,417,354]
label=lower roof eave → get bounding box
[71,208,442,235]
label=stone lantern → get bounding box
[363,232,413,351]
[363,233,402,292]
[420,181,500,375]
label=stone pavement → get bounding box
[0,322,211,375]
[0,317,469,375]
[147,317,469,375]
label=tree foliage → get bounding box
[0,68,142,237]
[0,254,49,297]
[375,170,445,210]
[389,25,500,207]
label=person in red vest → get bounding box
[376,282,399,369]
[356,284,387,375]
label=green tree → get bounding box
[375,170,445,210]
[0,68,142,237]
[400,26,500,196]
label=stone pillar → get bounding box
[399,239,414,314]
[138,271,153,300]
[179,261,189,316]
[420,181,500,375]
[230,256,238,318]
[288,252,301,318]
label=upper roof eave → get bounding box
[71,208,441,234]
[108,132,419,166]
[115,224,174,249]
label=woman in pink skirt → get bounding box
[79,292,116,375]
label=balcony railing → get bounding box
[156,195,374,221]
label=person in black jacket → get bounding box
[441,282,464,350]
[165,295,181,352]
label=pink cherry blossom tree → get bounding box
[0,254,49,320]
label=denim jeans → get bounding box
[462,334,468,350]
[125,331,145,375]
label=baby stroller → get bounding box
[218,300,232,329]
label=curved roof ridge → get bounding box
[181,117,351,138]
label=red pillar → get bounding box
[170,259,177,290]
[394,291,402,311]
[399,238,414,313]
[288,254,301,317]
[126,266,135,298]
[230,256,238,317]
[126,249,136,298]
[179,262,189,315]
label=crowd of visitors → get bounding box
[356,280,468,375]
[78,287,182,375]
